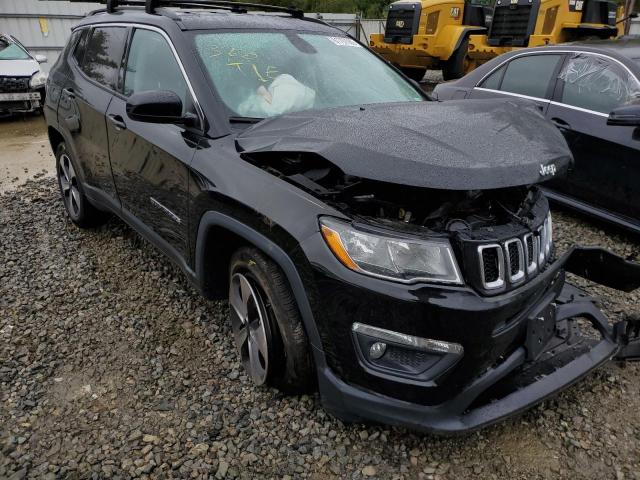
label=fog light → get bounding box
[352,323,464,355]
[351,323,464,384]
[369,342,387,359]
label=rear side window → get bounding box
[498,54,563,98]
[71,29,89,65]
[558,54,640,114]
[123,29,189,112]
[81,27,128,90]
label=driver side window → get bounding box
[124,29,191,114]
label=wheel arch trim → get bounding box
[49,126,90,187]
[195,211,327,362]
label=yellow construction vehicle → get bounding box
[370,0,492,80]
[370,0,622,80]
[466,0,623,70]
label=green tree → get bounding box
[249,0,393,17]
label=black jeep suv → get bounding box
[44,0,640,434]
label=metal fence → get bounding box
[0,0,97,71]
[279,14,385,42]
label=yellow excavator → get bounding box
[370,0,632,80]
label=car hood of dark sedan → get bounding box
[236,100,572,190]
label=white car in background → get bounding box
[0,34,48,116]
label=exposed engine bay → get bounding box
[245,152,545,235]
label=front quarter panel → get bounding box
[189,136,335,246]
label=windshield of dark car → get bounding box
[192,31,423,119]
[0,39,30,60]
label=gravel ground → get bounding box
[1,179,639,480]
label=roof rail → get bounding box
[72,0,304,18]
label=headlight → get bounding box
[319,217,463,285]
[29,70,48,89]
[538,213,553,264]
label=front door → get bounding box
[546,53,640,221]
[106,27,200,261]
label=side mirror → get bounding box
[607,103,640,127]
[126,90,195,125]
[34,54,47,64]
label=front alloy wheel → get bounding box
[229,272,274,385]
[227,247,316,394]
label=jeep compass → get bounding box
[44,0,640,434]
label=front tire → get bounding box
[442,38,469,81]
[401,67,427,82]
[228,247,316,394]
[55,143,108,228]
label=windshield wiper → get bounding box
[229,116,263,124]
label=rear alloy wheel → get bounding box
[228,247,316,394]
[55,143,108,228]
[58,153,82,220]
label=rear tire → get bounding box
[401,67,427,82]
[55,143,109,228]
[442,38,469,81]
[228,247,316,395]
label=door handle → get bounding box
[62,88,75,99]
[107,114,127,131]
[550,117,571,130]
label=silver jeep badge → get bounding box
[539,163,557,177]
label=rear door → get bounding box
[545,52,640,221]
[469,53,566,114]
[44,28,83,125]
[58,26,129,202]
[105,27,201,261]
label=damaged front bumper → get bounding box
[317,246,640,434]
[0,89,44,115]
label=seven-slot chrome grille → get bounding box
[478,214,553,291]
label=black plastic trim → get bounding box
[320,294,618,435]
[194,211,327,365]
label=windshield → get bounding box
[193,31,423,119]
[0,38,30,61]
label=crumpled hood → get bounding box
[236,100,572,190]
[0,59,39,77]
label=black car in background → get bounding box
[434,40,640,234]
[44,0,640,434]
